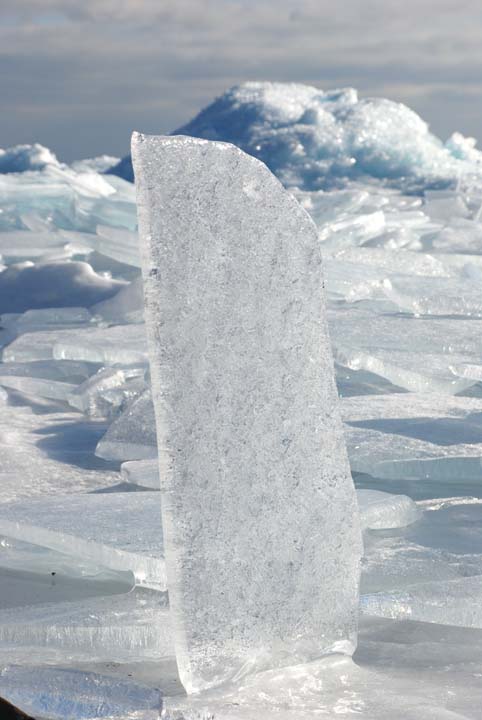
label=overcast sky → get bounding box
[1,0,481,162]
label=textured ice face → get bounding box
[132,133,362,693]
[113,82,482,190]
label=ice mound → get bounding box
[111,82,482,190]
[71,154,121,174]
[0,143,60,173]
[0,261,125,313]
[91,274,144,324]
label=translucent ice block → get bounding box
[67,367,129,415]
[382,275,482,317]
[53,323,148,365]
[121,459,160,489]
[330,247,448,277]
[357,489,420,530]
[0,374,77,401]
[133,133,361,692]
[4,323,148,365]
[95,389,158,461]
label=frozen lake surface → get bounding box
[1,82,482,718]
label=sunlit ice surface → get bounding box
[1,82,482,718]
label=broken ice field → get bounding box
[1,82,482,718]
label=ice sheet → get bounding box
[361,497,482,595]
[0,535,134,610]
[162,628,482,720]
[0,666,161,720]
[0,399,120,503]
[331,306,482,393]
[0,492,165,588]
[3,323,148,365]
[361,575,482,628]
[343,395,482,481]
[0,588,172,664]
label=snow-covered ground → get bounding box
[1,82,482,718]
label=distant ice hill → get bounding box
[107,82,482,191]
[0,142,119,176]
[1,82,481,193]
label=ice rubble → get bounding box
[111,82,482,189]
[0,81,482,717]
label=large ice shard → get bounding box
[132,133,362,693]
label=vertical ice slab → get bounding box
[132,133,362,693]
